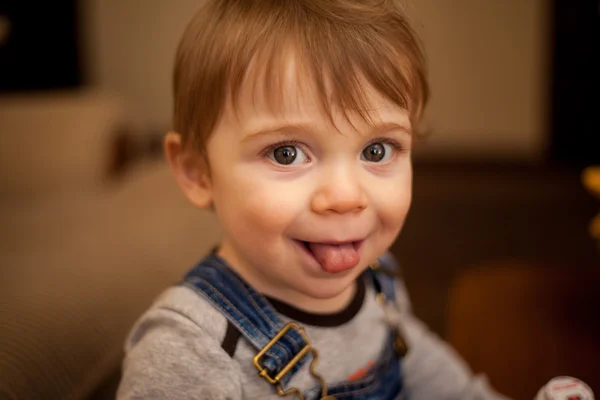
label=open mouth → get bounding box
[296,240,363,273]
[300,240,361,251]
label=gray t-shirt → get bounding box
[117,275,510,400]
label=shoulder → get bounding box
[118,286,242,399]
[126,285,229,346]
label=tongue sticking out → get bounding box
[307,242,359,273]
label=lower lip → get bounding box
[293,239,364,274]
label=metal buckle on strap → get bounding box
[253,322,330,399]
[253,322,311,385]
[370,260,400,277]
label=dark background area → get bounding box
[393,162,599,336]
[548,0,599,167]
[0,1,82,92]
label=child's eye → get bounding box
[269,145,308,165]
[361,142,396,163]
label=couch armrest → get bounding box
[0,163,221,400]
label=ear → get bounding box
[164,132,213,209]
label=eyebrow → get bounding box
[241,122,313,142]
[241,121,412,142]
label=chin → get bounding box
[298,274,357,300]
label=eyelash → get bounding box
[259,139,304,159]
[258,137,406,159]
[364,137,406,154]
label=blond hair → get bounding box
[173,0,428,154]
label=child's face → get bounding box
[188,63,412,310]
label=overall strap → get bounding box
[367,251,401,302]
[366,251,410,358]
[181,254,310,387]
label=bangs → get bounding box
[228,35,419,132]
[174,0,428,152]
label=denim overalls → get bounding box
[182,252,408,400]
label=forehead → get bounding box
[222,51,411,136]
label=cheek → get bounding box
[376,177,412,229]
[214,170,306,238]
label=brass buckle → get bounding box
[370,260,399,277]
[253,322,311,385]
[253,322,328,399]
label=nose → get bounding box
[311,165,368,215]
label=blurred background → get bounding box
[1,1,598,399]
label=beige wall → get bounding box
[408,0,551,160]
[82,0,551,160]
[82,0,205,131]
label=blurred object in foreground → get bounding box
[535,376,594,400]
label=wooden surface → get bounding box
[446,262,600,400]
[392,162,599,337]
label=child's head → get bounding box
[172,0,427,156]
[166,0,428,310]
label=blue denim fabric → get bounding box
[303,331,404,400]
[183,255,308,385]
[182,252,405,399]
